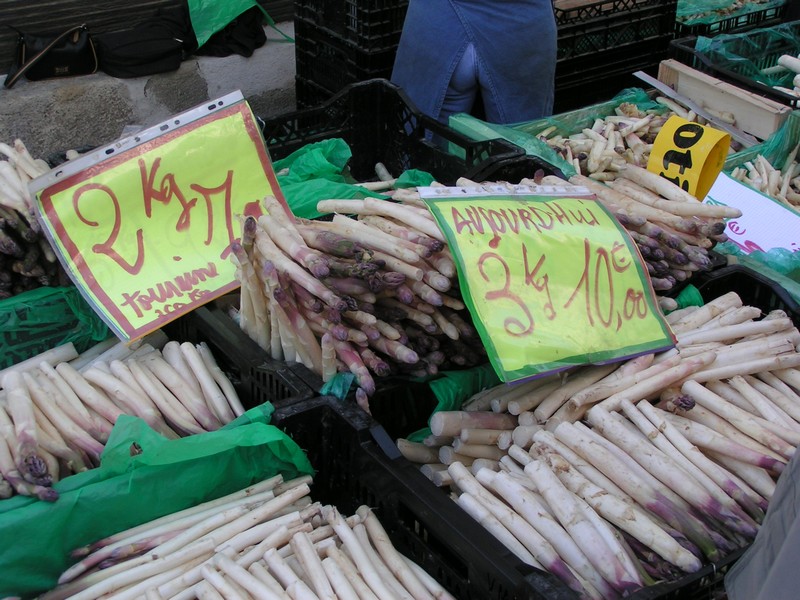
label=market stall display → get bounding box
[396,277,800,598]
[42,475,455,600]
[0,331,245,501]
[233,189,482,411]
[3,6,800,592]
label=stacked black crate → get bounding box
[553,0,679,113]
[293,0,409,107]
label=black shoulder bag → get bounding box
[4,24,98,89]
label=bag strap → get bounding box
[4,24,89,89]
[254,6,294,43]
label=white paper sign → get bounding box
[703,172,800,254]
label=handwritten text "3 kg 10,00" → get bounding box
[477,237,650,338]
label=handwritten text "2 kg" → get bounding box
[72,157,239,275]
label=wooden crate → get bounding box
[657,58,791,141]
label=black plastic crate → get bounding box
[294,16,398,99]
[265,78,560,184]
[628,547,745,600]
[669,25,800,108]
[554,46,667,112]
[293,0,408,51]
[557,0,677,61]
[692,264,800,326]
[295,74,335,108]
[675,2,786,37]
[161,304,321,411]
[556,32,673,80]
[553,0,674,25]
[271,395,577,600]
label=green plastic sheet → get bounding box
[0,286,111,370]
[320,372,356,400]
[395,169,435,189]
[725,111,800,175]
[407,364,501,442]
[187,0,261,47]
[0,410,313,598]
[272,138,437,219]
[273,139,389,219]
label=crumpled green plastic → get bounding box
[0,286,111,370]
[273,138,353,180]
[273,139,389,219]
[0,411,313,599]
[395,169,435,189]
[674,285,706,311]
[449,88,666,180]
[713,242,800,296]
[407,364,501,442]
[320,372,355,400]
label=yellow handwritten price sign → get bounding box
[32,92,281,342]
[422,189,675,382]
[648,115,730,200]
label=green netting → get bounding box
[694,20,800,88]
[725,110,800,172]
[449,88,667,179]
[677,0,785,24]
[0,286,111,370]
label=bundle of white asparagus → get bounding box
[397,291,800,598]
[729,147,800,208]
[0,138,70,298]
[43,474,455,600]
[526,96,738,182]
[232,192,484,411]
[535,165,740,296]
[0,332,244,502]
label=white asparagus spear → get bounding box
[661,411,784,477]
[357,506,436,600]
[638,403,767,519]
[542,450,702,573]
[162,340,204,397]
[455,492,540,567]
[683,380,796,458]
[55,362,125,426]
[197,342,246,417]
[524,459,642,594]
[478,469,613,599]
[180,342,236,424]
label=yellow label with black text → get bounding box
[648,115,730,200]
